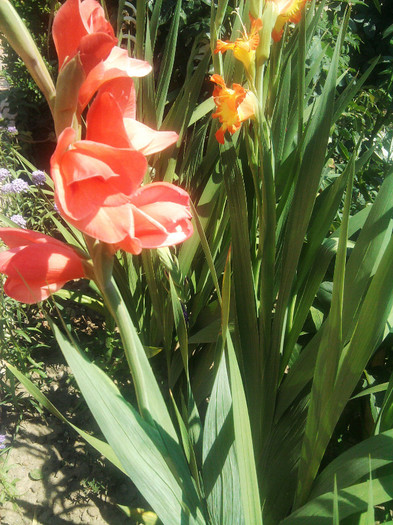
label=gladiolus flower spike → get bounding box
[211,74,257,144]
[0,228,86,304]
[215,14,263,75]
[270,0,309,42]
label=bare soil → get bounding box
[0,364,141,524]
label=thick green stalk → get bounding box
[0,0,56,114]
[87,239,179,443]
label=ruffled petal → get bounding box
[78,32,116,74]
[70,141,147,190]
[132,206,193,248]
[80,0,114,34]
[62,173,132,219]
[51,127,146,221]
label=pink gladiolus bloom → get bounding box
[50,91,192,254]
[0,228,86,303]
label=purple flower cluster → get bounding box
[1,182,13,194]
[0,168,10,181]
[11,178,29,194]
[7,126,17,135]
[31,170,46,186]
[1,177,30,194]
[0,434,6,450]
[10,214,27,228]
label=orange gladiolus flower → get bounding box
[215,15,263,74]
[269,0,309,42]
[0,228,86,303]
[50,89,192,254]
[211,74,257,144]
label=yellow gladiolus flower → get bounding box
[214,15,263,75]
[211,74,257,144]
[269,0,309,42]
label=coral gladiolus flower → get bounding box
[53,0,152,113]
[0,228,86,303]
[50,126,148,245]
[211,74,257,144]
[116,182,194,254]
[53,0,116,71]
[50,91,192,254]
[215,15,263,74]
[269,0,309,42]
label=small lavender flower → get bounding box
[10,214,27,228]
[53,202,59,213]
[7,125,17,135]
[0,434,6,450]
[0,168,10,181]
[1,182,13,194]
[11,178,29,193]
[31,170,46,186]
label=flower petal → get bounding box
[86,91,131,148]
[69,141,147,190]
[80,0,113,34]
[53,0,115,69]
[123,119,178,155]
[78,46,152,111]
[53,0,90,69]
[130,182,193,248]
[0,230,86,304]
[0,244,84,281]
[78,32,117,74]
[4,278,67,304]
[96,77,136,119]
[0,227,66,248]
[64,203,135,245]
